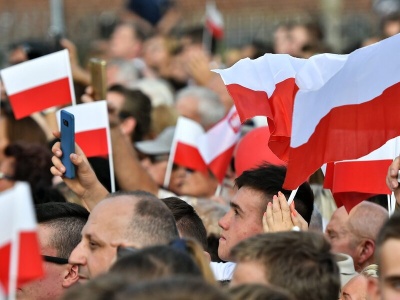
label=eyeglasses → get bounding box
[42,255,69,265]
[0,172,14,181]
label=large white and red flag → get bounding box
[198,106,241,182]
[205,2,224,40]
[323,136,400,211]
[284,34,400,190]
[0,182,43,298]
[214,54,306,161]
[1,49,75,119]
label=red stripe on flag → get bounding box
[225,84,271,123]
[0,231,43,294]
[323,160,391,212]
[8,77,72,120]
[285,81,400,190]
[76,128,108,158]
[226,78,298,162]
[17,231,43,288]
[208,145,235,182]
[174,142,207,172]
[206,20,224,39]
[0,242,11,293]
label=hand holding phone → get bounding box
[60,110,76,179]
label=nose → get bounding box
[68,241,86,265]
[218,211,230,230]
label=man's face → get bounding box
[325,207,357,259]
[109,25,141,60]
[218,187,265,261]
[231,260,267,286]
[340,275,367,300]
[17,225,68,300]
[377,239,400,300]
[68,197,134,282]
[179,170,218,198]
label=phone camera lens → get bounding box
[63,119,69,127]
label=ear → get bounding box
[120,117,137,136]
[358,239,375,267]
[62,264,79,288]
[367,277,380,300]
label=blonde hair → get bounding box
[361,264,378,278]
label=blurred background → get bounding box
[0,0,399,66]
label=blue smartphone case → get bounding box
[60,110,76,179]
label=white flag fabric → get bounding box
[1,50,74,119]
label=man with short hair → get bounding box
[230,231,340,300]
[367,211,400,300]
[325,201,388,272]
[217,163,314,261]
[17,202,89,300]
[69,190,179,282]
[161,196,208,250]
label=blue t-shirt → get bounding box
[126,0,174,25]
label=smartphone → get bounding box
[89,58,107,101]
[60,110,75,179]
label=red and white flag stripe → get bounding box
[1,50,74,119]
[285,34,400,190]
[171,117,207,172]
[0,182,43,297]
[205,2,224,39]
[323,136,400,210]
[198,106,241,182]
[214,54,306,161]
[57,101,110,158]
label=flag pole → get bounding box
[215,184,222,196]
[65,49,76,106]
[287,187,299,206]
[163,139,177,189]
[106,123,116,193]
[8,189,20,300]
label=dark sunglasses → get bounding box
[42,255,69,265]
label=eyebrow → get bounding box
[230,201,244,214]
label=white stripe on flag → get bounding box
[1,50,70,94]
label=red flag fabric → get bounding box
[1,50,74,119]
[57,101,110,158]
[285,34,400,190]
[323,136,399,211]
[198,106,241,182]
[205,2,224,39]
[0,182,43,297]
[214,54,306,162]
[171,117,208,172]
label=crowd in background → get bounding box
[2,1,400,299]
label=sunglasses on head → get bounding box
[42,255,69,265]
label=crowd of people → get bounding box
[2,2,400,299]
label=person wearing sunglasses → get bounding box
[17,202,89,300]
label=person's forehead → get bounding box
[380,238,400,274]
[86,197,136,230]
[233,187,266,210]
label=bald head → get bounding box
[348,201,388,242]
[104,191,179,247]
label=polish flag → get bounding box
[198,106,241,182]
[0,182,43,297]
[1,50,75,120]
[323,136,400,211]
[171,117,207,172]
[205,2,224,39]
[284,34,400,190]
[57,101,110,158]
[214,54,306,161]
